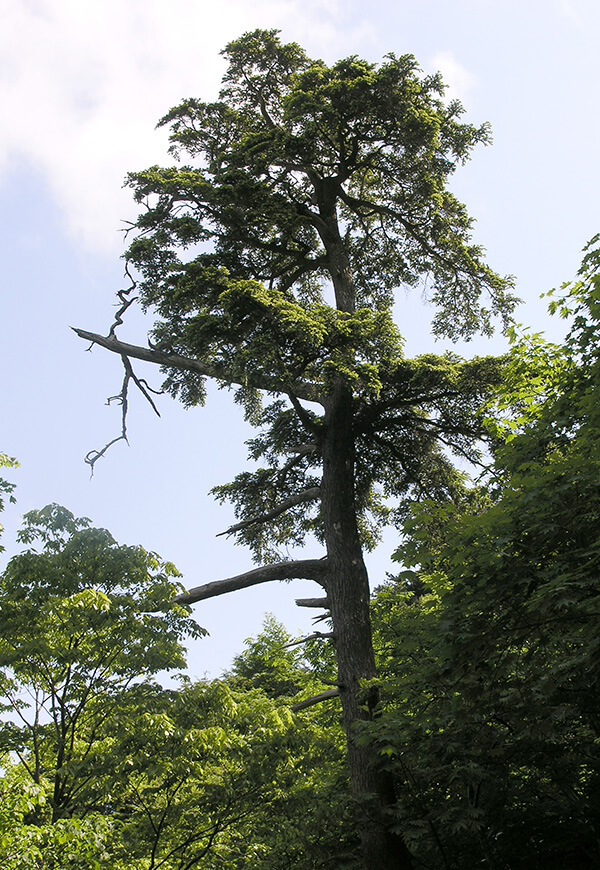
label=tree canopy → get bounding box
[0,504,201,823]
[360,237,600,868]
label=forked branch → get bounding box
[84,354,162,476]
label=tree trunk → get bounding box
[321,382,413,870]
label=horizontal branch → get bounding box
[72,329,322,404]
[174,558,328,605]
[217,487,321,537]
[291,689,340,713]
[295,596,330,608]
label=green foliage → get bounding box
[0,453,18,552]
[360,239,600,868]
[0,553,357,870]
[128,30,515,336]
[228,613,310,697]
[116,29,515,564]
[0,504,202,825]
[222,617,359,868]
[107,679,297,868]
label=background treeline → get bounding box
[1,238,599,868]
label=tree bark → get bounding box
[321,381,412,870]
[174,559,327,605]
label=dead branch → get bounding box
[217,487,320,538]
[284,631,334,648]
[109,263,138,337]
[287,391,321,435]
[311,612,331,624]
[174,558,329,606]
[83,354,162,476]
[295,597,330,608]
[73,328,322,404]
[291,689,340,712]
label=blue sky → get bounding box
[1,0,598,677]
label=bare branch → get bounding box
[217,487,321,538]
[284,631,334,647]
[109,264,138,337]
[72,328,322,404]
[295,596,330,608]
[291,689,340,712]
[174,558,329,605]
[121,354,163,417]
[311,612,331,624]
[83,354,162,476]
[84,358,130,475]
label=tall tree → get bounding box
[75,30,515,867]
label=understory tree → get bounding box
[0,506,356,868]
[75,30,515,868]
[0,504,201,826]
[363,239,600,868]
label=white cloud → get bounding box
[430,50,477,104]
[558,0,583,27]
[0,0,369,254]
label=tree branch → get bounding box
[83,354,163,475]
[284,631,334,647]
[287,391,322,434]
[216,487,321,537]
[174,558,328,605]
[72,329,322,404]
[291,689,340,712]
[277,445,318,478]
[295,596,330,608]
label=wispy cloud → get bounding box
[558,0,583,27]
[0,0,365,254]
[430,51,477,104]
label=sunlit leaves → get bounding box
[0,505,202,828]
[366,239,600,868]
[0,453,18,552]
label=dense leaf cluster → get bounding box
[0,510,357,868]
[360,240,600,869]
[128,31,514,335]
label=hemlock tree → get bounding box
[75,31,516,868]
